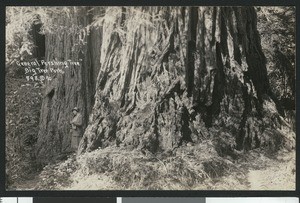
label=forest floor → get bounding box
[11,147,295,190]
[247,149,295,190]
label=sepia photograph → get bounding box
[5,6,295,190]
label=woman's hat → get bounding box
[72,107,79,112]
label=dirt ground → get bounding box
[12,148,295,191]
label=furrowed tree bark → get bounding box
[77,6,285,155]
[36,6,288,164]
[35,7,103,164]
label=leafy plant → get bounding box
[256,7,295,100]
[6,7,83,66]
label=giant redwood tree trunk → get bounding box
[77,6,285,154]
[36,6,286,163]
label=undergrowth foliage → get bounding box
[33,142,295,190]
[256,7,295,104]
[6,78,42,187]
[256,6,296,131]
[37,156,78,189]
[35,145,242,190]
[36,141,295,190]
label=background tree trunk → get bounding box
[35,7,103,164]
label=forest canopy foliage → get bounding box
[6,7,83,67]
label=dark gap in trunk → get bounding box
[180,106,193,144]
[30,15,45,63]
[121,7,126,27]
[186,7,198,97]
[211,7,217,46]
[181,7,186,28]
[206,42,225,127]
[236,82,251,150]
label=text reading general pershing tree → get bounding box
[15,59,81,82]
[16,59,81,68]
